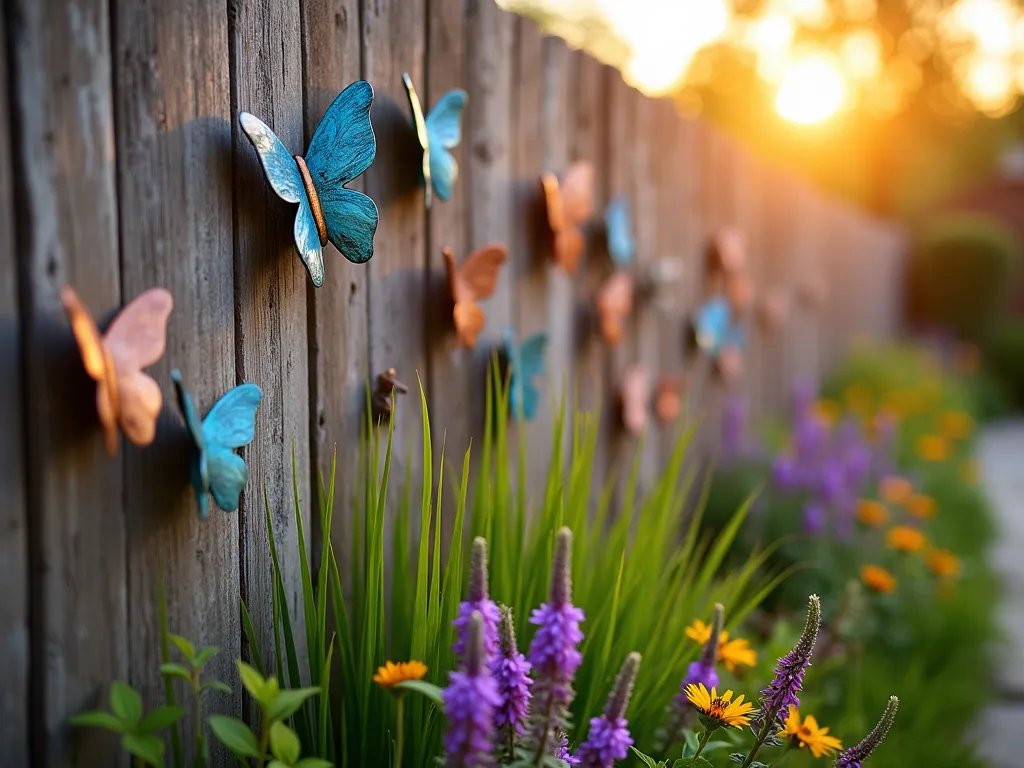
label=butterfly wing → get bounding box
[515,332,549,421]
[402,74,432,208]
[560,162,595,226]
[425,89,467,203]
[171,369,210,517]
[541,173,565,234]
[694,298,732,356]
[206,445,249,513]
[596,272,634,345]
[305,81,379,264]
[621,366,648,436]
[455,243,507,303]
[604,197,636,268]
[201,383,263,450]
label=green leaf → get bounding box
[159,663,192,683]
[393,679,444,707]
[674,758,714,768]
[268,761,290,768]
[295,760,333,768]
[270,721,302,764]
[122,733,165,768]
[68,710,127,733]
[110,682,143,725]
[194,646,219,670]
[139,706,186,733]
[208,715,261,759]
[201,680,232,695]
[169,635,197,665]
[267,687,320,722]
[630,746,666,768]
[237,660,267,701]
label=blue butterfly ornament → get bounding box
[238,80,378,288]
[402,73,468,209]
[502,326,549,422]
[690,296,746,359]
[604,196,636,268]
[171,369,263,519]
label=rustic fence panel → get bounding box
[1,1,905,765]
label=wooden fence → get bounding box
[0,0,905,764]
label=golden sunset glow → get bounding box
[776,55,847,123]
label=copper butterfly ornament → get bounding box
[619,365,649,437]
[60,286,173,456]
[403,73,468,209]
[502,327,549,422]
[172,370,262,518]
[541,162,595,275]
[596,271,634,346]
[444,243,508,348]
[239,80,378,287]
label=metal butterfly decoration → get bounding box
[238,80,378,287]
[619,365,649,437]
[688,296,746,383]
[444,243,508,348]
[654,374,687,424]
[604,196,636,268]
[540,161,595,275]
[708,227,747,275]
[372,369,409,422]
[502,326,549,422]
[595,271,634,346]
[403,74,468,209]
[171,369,263,519]
[61,286,173,456]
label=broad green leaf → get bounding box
[630,746,665,768]
[674,758,714,768]
[270,721,302,764]
[393,679,444,707]
[194,646,219,670]
[201,680,232,695]
[122,733,165,768]
[68,710,126,733]
[139,706,186,733]
[208,715,261,759]
[159,663,192,683]
[268,687,320,722]
[110,682,143,725]
[237,661,267,701]
[168,635,196,664]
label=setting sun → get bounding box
[776,55,848,124]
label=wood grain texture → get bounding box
[230,0,311,678]
[0,6,28,763]
[7,0,128,763]
[111,0,240,762]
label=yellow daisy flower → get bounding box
[879,476,913,504]
[685,619,713,645]
[782,706,844,758]
[915,433,950,462]
[940,410,974,441]
[811,399,840,427]
[856,499,888,527]
[861,564,896,594]
[372,660,427,689]
[886,525,926,553]
[906,493,936,519]
[927,548,961,579]
[684,620,757,671]
[684,683,756,729]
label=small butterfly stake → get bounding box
[687,296,747,369]
[708,227,746,275]
[619,365,649,437]
[604,196,636,268]
[61,286,173,456]
[444,243,508,348]
[402,74,468,209]
[371,369,409,422]
[171,370,262,519]
[654,374,687,424]
[502,327,549,422]
[540,161,595,275]
[239,80,378,287]
[595,271,635,346]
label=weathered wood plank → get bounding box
[7,0,127,763]
[0,5,28,762]
[230,0,310,676]
[732,146,761,430]
[112,0,241,761]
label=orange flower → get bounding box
[940,410,974,441]
[372,660,427,689]
[879,476,913,504]
[915,434,950,462]
[927,548,961,579]
[844,384,873,414]
[861,564,896,594]
[811,399,840,427]
[856,499,888,527]
[887,525,927,552]
[906,493,937,519]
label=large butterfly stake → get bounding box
[172,370,263,518]
[540,161,595,274]
[239,80,378,287]
[402,74,468,209]
[61,286,173,456]
[688,296,747,384]
[502,327,549,422]
[604,196,636,268]
[444,243,508,348]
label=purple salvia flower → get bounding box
[527,528,585,758]
[802,502,825,536]
[834,696,898,768]
[674,604,723,713]
[553,731,579,765]
[575,652,640,768]
[453,538,501,663]
[490,606,532,743]
[443,611,502,767]
[771,454,800,492]
[757,594,821,726]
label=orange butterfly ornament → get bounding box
[595,271,634,346]
[444,243,508,348]
[540,161,595,275]
[619,365,649,437]
[654,374,687,424]
[61,286,174,456]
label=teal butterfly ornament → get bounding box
[238,80,378,288]
[604,196,636,268]
[502,327,549,422]
[402,73,468,209]
[686,297,746,383]
[171,370,263,519]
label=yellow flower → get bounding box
[811,399,840,427]
[906,493,936,519]
[844,383,873,414]
[684,684,756,728]
[887,525,927,553]
[879,476,913,504]
[719,638,758,672]
[959,459,978,484]
[685,619,713,645]
[861,564,897,594]
[856,499,888,527]
[782,706,844,758]
[915,434,950,462]
[940,410,974,441]
[372,660,427,690]
[927,548,961,579]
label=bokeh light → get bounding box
[776,54,848,124]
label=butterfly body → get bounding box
[604,196,636,268]
[444,243,508,348]
[61,286,173,456]
[372,368,409,421]
[402,74,468,209]
[239,80,378,287]
[171,369,262,518]
[596,271,634,345]
[502,327,549,422]
[541,162,594,274]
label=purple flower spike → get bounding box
[490,606,532,741]
[576,652,640,768]
[835,696,898,768]
[443,611,502,767]
[803,502,826,536]
[554,731,579,765]
[453,538,501,664]
[758,594,820,726]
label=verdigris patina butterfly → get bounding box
[402,73,468,209]
[239,80,378,287]
[502,327,549,422]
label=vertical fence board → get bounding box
[113,0,241,758]
[7,0,127,763]
[0,6,28,762]
[230,0,310,675]
[735,148,762,430]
